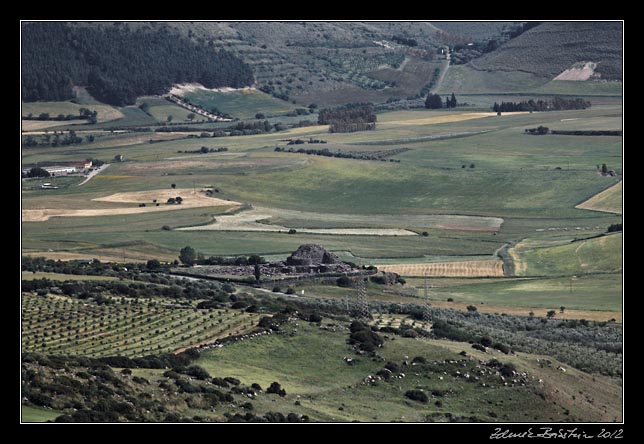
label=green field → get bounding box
[21,405,64,423]
[255,272,621,320]
[420,274,621,312]
[137,97,196,123]
[21,318,622,422]
[511,233,622,277]
[22,104,622,270]
[534,81,623,96]
[437,65,547,94]
[196,320,620,422]
[21,100,123,124]
[181,89,298,119]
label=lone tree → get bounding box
[546,310,556,318]
[560,306,566,314]
[171,183,176,189]
[254,263,261,282]
[179,246,196,266]
[601,163,608,175]
[187,113,196,121]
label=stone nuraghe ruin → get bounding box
[280,244,350,273]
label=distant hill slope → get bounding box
[469,22,622,81]
[21,22,254,105]
[430,21,517,41]
[22,21,623,108]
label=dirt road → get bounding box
[78,163,110,186]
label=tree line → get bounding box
[493,97,591,113]
[275,146,404,162]
[23,108,98,123]
[24,130,90,148]
[525,126,621,136]
[425,93,458,109]
[22,22,253,106]
[318,103,377,133]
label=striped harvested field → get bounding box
[576,180,622,214]
[378,259,504,277]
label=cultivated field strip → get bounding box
[22,189,241,222]
[575,180,622,214]
[21,293,258,358]
[377,259,504,277]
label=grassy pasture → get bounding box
[410,273,622,314]
[181,89,298,119]
[197,320,621,422]
[21,101,124,123]
[437,65,547,94]
[510,233,622,277]
[21,405,64,423]
[21,105,622,275]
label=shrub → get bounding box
[401,329,418,338]
[212,377,229,388]
[266,382,286,397]
[308,313,323,323]
[285,287,295,295]
[466,305,478,312]
[412,356,427,364]
[472,343,486,352]
[385,362,400,373]
[499,363,517,377]
[405,390,428,403]
[348,322,383,352]
[272,286,281,293]
[336,276,351,287]
[185,365,211,380]
[480,336,493,347]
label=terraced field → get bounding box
[21,293,258,358]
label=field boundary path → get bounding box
[78,163,110,186]
[431,46,450,94]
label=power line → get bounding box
[354,277,370,320]
[423,272,433,327]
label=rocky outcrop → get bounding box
[286,244,342,266]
